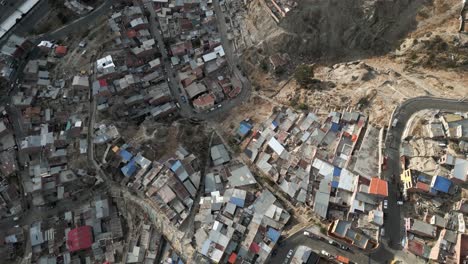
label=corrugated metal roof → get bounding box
[431,176,452,193]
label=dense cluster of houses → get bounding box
[100,4,177,121]
[240,108,389,250]
[398,111,468,263]
[153,0,242,111]
[192,142,290,263]
[25,196,126,263]
[103,141,202,228]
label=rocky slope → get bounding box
[233,0,467,126]
[243,0,432,61]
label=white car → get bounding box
[287,249,294,258]
[303,231,310,236]
[383,200,388,209]
[321,250,331,257]
[397,201,404,205]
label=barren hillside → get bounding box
[232,0,467,126]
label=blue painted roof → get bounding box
[230,197,245,208]
[432,176,452,193]
[238,121,253,136]
[333,167,342,176]
[119,149,133,163]
[121,159,137,177]
[170,160,182,173]
[331,181,339,188]
[267,227,280,242]
[330,122,340,132]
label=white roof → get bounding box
[202,45,225,62]
[453,158,468,181]
[338,169,357,192]
[38,41,54,48]
[312,158,334,181]
[72,76,89,87]
[148,58,161,68]
[268,137,285,156]
[96,55,115,72]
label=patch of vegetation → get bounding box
[320,226,327,234]
[294,64,315,87]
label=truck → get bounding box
[336,255,350,264]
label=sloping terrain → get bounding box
[234,0,467,126]
[243,0,432,61]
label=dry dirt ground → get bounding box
[236,0,467,127]
[218,95,275,136]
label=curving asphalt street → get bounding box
[383,97,468,249]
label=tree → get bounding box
[294,64,314,86]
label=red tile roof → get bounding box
[228,253,237,264]
[193,93,215,107]
[369,178,388,197]
[249,242,260,253]
[416,182,430,192]
[407,239,424,256]
[98,79,108,87]
[67,226,93,252]
[127,29,137,38]
[55,45,67,55]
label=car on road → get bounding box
[397,201,404,205]
[383,200,388,209]
[0,0,6,6]
[303,231,310,236]
[320,250,331,258]
[340,244,350,251]
[286,249,294,258]
[180,95,187,103]
[328,240,340,247]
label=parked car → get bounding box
[340,244,350,251]
[180,95,187,103]
[383,200,388,209]
[328,240,340,247]
[287,249,294,258]
[397,201,404,205]
[303,231,310,236]
[320,250,331,258]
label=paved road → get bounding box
[383,97,468,249]
[143,0,193,117]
